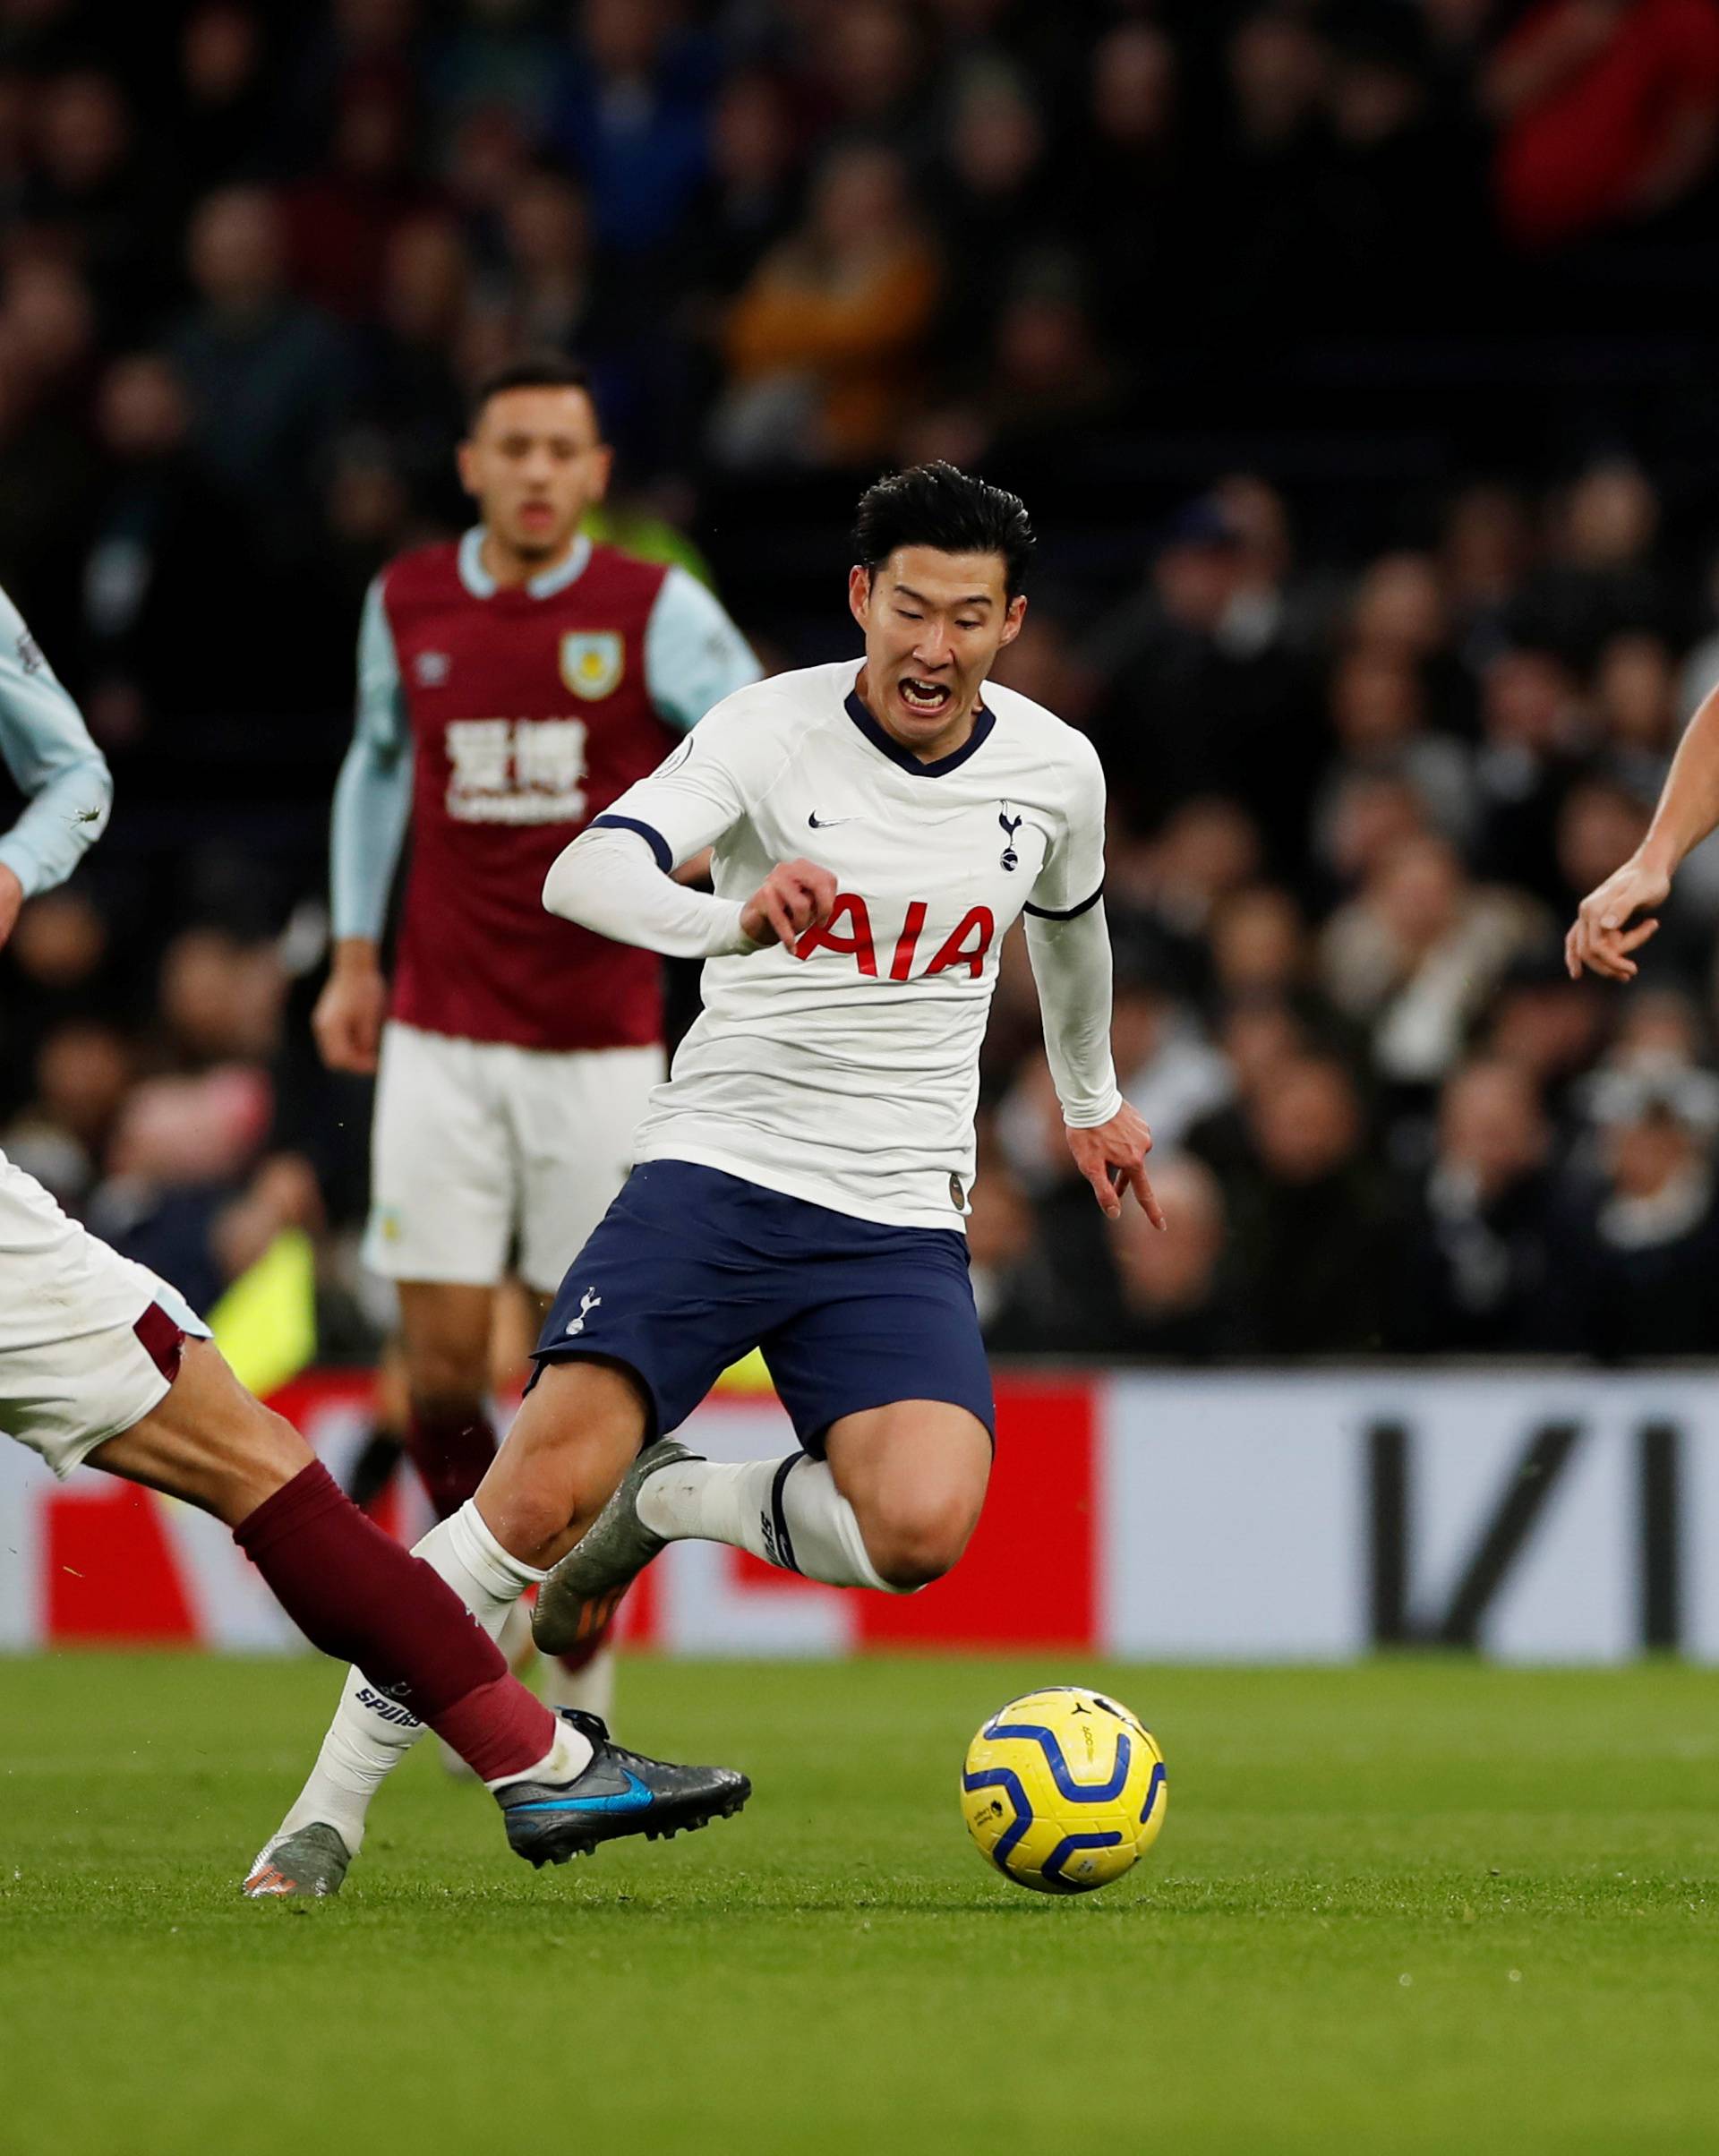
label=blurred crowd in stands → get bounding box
[8,0,1719,1362]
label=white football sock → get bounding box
[635,1453,910,1593]
[274,1501,552,1853]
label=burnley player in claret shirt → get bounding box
[309,357,757,1730]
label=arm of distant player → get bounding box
[1565,675,1719,981]
[0,586,113,954]
[1027,905,1164,1228]
[643,565,762,733]
[314,578,412,1073]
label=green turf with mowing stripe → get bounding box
[2,1655,1715,2155]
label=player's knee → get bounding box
[862,1490,978,1591]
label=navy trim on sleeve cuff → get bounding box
[589,814,672,873]
[1023,883,1103,922]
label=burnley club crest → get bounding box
[560,630,624,700]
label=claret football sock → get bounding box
[405,1401,499,1519]
[272,1497,584,1852]
[636,1452,906,1593]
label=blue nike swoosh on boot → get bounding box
[508,1770,654,1815]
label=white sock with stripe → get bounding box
[635,1453,908,1593]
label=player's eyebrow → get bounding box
[894,584,995,611]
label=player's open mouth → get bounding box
[897,677,952,715]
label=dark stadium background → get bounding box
[7,0,1719,1367]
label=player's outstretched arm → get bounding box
[1023,901,1165,1228]
[1566,679,1719,980]
[543,824,835,958]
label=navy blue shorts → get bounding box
[532,1161,995,1451]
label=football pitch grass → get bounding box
[3,1656,1716,2156]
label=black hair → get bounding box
[467,354,603,433]
[852,462,1036,599]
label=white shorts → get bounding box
[0,1280,210,1481]
[363,1022,665,1293]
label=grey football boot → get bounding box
[242,1821,353,1901]
[532,1437,702,1656]
[496,1707,749,1868]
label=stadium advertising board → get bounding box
[4,1369,1719,1662]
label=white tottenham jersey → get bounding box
[0,1147,163,1355]
[592,659,1108,1230]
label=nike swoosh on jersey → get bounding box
[808,811,854,829]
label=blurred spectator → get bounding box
[1519,459,1669,663]
[1100,1152,1244,1360]
[1541,1065,1719,1356]
[681,69,801,310]
[22,69,173,338]
[1319,832,1549,1087]
[172,5,275,203]
[1441,482,1535,672]
[714,141,939,467]
[1065,23,1181,338]
[931,63,1055,360]
[0,1016,132,1203]
[1591,629,1679,804]
[966,1158,1096,1351]
[1209,1052,1393,1356]
[1082,493,1315,860]
[1485,0,1719,250]
[170,185,354,566]
[1392,1058,1556,1351]
[1473,643,1587,902]
[285,85,440,321]
[79,350,237,744]
[1311,647,1475,875]
[547,0,714,258]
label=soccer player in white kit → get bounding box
[0,580,748,1888]
[254,464,1162,1888]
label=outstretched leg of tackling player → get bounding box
[262,1360,648,1865]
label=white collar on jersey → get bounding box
[457,526,593,601]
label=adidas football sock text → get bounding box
[271,1497,587,1851]
[635,1453,909,1593]
[404,1400,499,1519]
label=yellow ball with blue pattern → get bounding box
[961,1686,1167,1895]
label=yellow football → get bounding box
[961,1685,1167,1895]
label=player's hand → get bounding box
[0,863,22,954]
[740,859,837,952]
[1565,854,1671,982]
[312,948,389,1073]
[1066,1102,1166,1228]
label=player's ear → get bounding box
[588,443,614,502]
[997,593,1028,647]
[455,438,481,503]
[847,564,873,632]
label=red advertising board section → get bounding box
[33,1371,1099,1652]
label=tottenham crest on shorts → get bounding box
[560,630,624,700]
